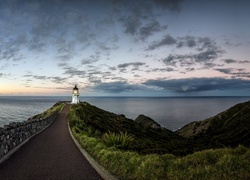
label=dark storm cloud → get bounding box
[143,78,250,93]
[92,81,144,93]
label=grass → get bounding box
[29,102,65,120]
[68,103,250,179]
[71,126,250,180]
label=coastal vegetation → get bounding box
[177,100,250,148]
[28,102,65,121]
[68,101,250,179]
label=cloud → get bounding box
[159,36,224,69]
[147,35,220,52]
[0,40,22,62]
[214,68,233,74]
[56,54,74,62]
[117,62,146,73]
[139,20,167,40]
[147,34,177,50]
[239,60,250,64]
[147,68,175,72]
[214,68,250,78]
[222,59,250,65]
[152,0,184,12]
[117,62,145,68]
[119,15,167,41]
[81,53,100,65]
[194,48,223,62]
[49,76,67,84]
[28,36,46,52]
[118,0,182,40]
[223,59,238,64]
[23,73,68,84]
[143,77,250,93]
[63,66,86,78]
[23,74,47,80]
[119,15,142,36]
[92,81,144,93]
[176,36,196,48]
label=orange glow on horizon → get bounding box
[0,84,69,96]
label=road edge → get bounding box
[67,122,118,180]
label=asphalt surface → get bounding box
[0,104,103,180]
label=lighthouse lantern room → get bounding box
[71,85,80,104]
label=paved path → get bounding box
[0,104,103,180]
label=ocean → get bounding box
[0,96,249,130]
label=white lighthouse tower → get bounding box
[71,85,80,104]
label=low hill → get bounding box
[70,102,192,155]
[69,100,250,155]
[134,114,161,129]
[177,100,250,148]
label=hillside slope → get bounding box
[177,100,250,147]
[70,102,192,155]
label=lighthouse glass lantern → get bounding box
[71,85,79,104]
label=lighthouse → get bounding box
[71,85,80,104]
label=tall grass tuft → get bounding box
[102,131,134,150]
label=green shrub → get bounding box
[102,131,134,150]
[86,127,101,138]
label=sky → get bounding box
[0,0,250,96]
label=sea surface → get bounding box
[0,96,249,130]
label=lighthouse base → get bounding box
[71,95,79,104]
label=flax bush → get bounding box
[102,131,134,150]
